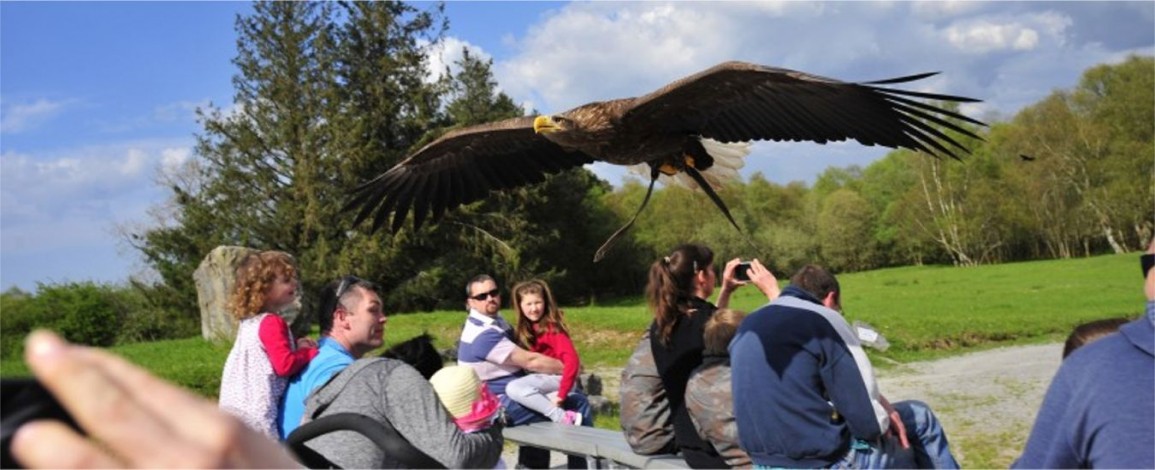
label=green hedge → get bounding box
[0,282,198,360]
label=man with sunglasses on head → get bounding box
[278,276,386,439]
[458,274,594,468]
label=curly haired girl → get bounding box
[218,251,318,438]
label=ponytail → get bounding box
[645,243,714,346]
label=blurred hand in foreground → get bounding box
[12,330,301,469]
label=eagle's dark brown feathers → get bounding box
[346,60,985,238]
[346,116,594,232]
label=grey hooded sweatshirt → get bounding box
[300,358,504,469]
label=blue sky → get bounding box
[2,1,1153,293]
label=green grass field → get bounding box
[0,253,1143,468]
[2,252,1141,386]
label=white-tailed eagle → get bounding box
[346,61,985,260]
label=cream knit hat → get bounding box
[429,365,482,418]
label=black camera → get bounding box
[1,378,83,469]
[735,261,752,281]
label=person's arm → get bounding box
[381,363,504,469]
[12,330,300,469]
[473,327,562,374]
[877,394,910,449]
[258,314,318,377]
[548,331,582,402]
[822,344,886,442]
[715,258,744,308]
[507,346,564,374]
[717,258,780,307]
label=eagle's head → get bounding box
[532,114,575,135]
[534,105,615,150]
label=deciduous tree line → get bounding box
[125,1,1152,333]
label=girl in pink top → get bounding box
[506,279,582,425]
[218,251,319,438]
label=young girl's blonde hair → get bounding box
[230,251,297,320]
[512,279,568,349]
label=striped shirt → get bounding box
[457,309,523,395]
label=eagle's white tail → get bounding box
[627,138,750,190]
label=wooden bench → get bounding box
[502,422,689,469]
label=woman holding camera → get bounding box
[637,243,779,468]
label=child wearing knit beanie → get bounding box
[429,365,503,433]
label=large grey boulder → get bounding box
[194,246,304,341]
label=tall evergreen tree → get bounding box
[130,1,332,331]
[316,0,449,304]
[130,1,450,326]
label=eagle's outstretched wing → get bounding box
[622,61,984,159]
[345,116,595,233]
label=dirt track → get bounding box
[507,342,1063,468]
[875,342,1062,467]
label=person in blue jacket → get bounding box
[730,264,959,468]
[1013,241,1155,469]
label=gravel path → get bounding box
[503,342,1063,468]
[876,342,1062,467]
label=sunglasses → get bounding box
[336,275,364,299]
[471,289,500,301]
[1142,254,1154,279]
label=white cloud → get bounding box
[911,1,985,20]
[0,139,193,247]
[0,98,73,134]
[938,11,1076,55]
[943,19,1045,53]
[495,2,753,110]
[160,147,192,176]
[424,36,492,84]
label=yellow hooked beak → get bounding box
[533,115,559,134]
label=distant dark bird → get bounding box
[346,61,986,261]
[1020,154,1036,161]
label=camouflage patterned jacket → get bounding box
[619,331,677,455]
[686,355,752,468]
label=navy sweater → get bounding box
[730,286,888,467]
[1013,306,1154,469]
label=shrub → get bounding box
[0,282,128,357]
[0,282,200,358]
[1,289,38,358]
[118,282,199,343]
[34,282,122,348]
